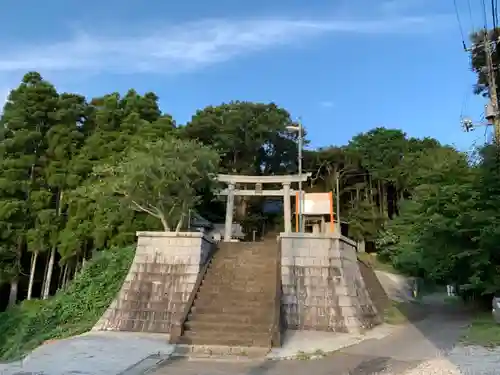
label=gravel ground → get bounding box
[402,349,500,375]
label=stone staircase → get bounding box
[174,239,281,348]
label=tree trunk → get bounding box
[74,260,79,278]
[61,264,68,289]
[57,262,64,289]
[8,278,18,308]
[382,183,387,218]
[26,251,38,300]
[40,253,50,297]
[378,180,383,214]
[175,213,185,233]
[357,240,366,253]
[42,246,56,299]
[43,189,64,299]
[81,241,88,270]
[159,214,169,231]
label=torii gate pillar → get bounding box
[224,183,236,242]
[282,183,292,233]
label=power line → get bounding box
[467,0,475,30]
[482,0,490,30]
[491,0,498,30]
[453,0,468,50]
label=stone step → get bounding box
[179,330,271,347]
[192,304,272,315]
[209,262,276,271]
[196,287,274,300]
[172,344,269,359]
[194,296,274,309]
[209,264,276,272]
[204,271,275,279]
[188,311,272,324]
[213,250,277,256]
[184,320,270,333]
[199,281,274,293]
[215,250,278,257]
[202,273,275,281]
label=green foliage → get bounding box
[0,246,134,361]
[181,101,298,175]
[462,313,500,347]
[376,143,500,298]
[92,137,220,231]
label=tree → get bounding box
[34,93,87,299]
[91,137,220,231]
[59,90,175,271]
[182,101,298,175]
[0,72,59,306]
[347,128,408,219]
[181,101,300,228]
[470,29,500,97]
[376,146,478,285]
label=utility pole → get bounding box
[483,32,500,143]
[286,119,304,232]
[297,119,303,232]
[462,33,500,142]
[335,174,340,233]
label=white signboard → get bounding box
[299,193,332,215]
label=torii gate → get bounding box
[217,173,312,241]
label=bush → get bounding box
[0,246,134,361]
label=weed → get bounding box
[461,313,500,348]
[0,246,134,362]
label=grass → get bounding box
[383,301,411,325]
[382,300,426,325]
[357,252,399,275]
[461,312,500,348]
[0,246,135,362]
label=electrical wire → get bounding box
[468,0,476,30]
[460,88,470,120]
[495,0,499,30]
[454,0,468,50]
[482,0,489,30]
[492,0,498,31]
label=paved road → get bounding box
[151,308,474,375]
[3,298,498,374]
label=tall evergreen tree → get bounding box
[0,72,59,306]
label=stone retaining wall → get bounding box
[93,231,215,333]
[280,233,380,333]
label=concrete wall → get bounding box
[280,233,380,333]
[93,231,215,333]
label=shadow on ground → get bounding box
[149,264,477,375]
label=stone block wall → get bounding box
[93,231,215,333]
[280,233,380,333]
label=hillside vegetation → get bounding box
[0,246,134,362]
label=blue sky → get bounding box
[0,0,492,151]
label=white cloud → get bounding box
[319,101,335,108]
[380,0,425,14]
[0,13,451,76]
